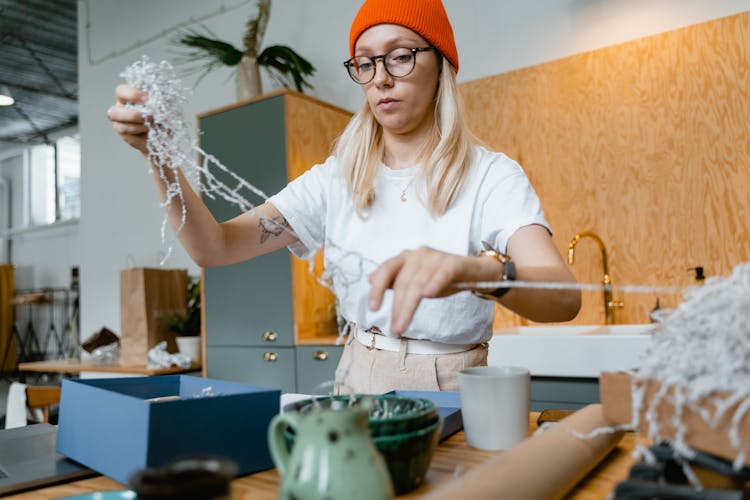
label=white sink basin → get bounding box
[495,325,601,336]
[488,324,654,377]
[586,324,657,336]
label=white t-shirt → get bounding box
[268,146,549,344]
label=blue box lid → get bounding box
[388,390,463,441]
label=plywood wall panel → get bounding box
[285,93,352,342]
[463,12,750,327]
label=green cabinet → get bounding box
[206,346,297,393]
[295,345,344,394]
[198,91,351,391]
[200,94,294,350]
[530,377,600,411]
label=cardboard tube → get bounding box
[423,404,624,500]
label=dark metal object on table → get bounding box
[614,480,743,499]
[613,442,749,499]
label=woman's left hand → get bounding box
[367,226,582,336]
[368,246,470,336]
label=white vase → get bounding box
[236,56,263,101]
[175,336,201,363]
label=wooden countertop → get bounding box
[18,359,201,375]
[4,413,637,499]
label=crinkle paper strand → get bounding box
[119,56,270,263]
[633,263,750,471]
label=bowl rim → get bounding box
[372,416,442,444]
[282,394,437,423]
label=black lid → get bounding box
[129,457,237,500]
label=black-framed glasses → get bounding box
[343,47,434,84]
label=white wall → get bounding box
[10,222,80,289]
[0,154,25,231]
[77,0,750,338]
[0,127,82,289]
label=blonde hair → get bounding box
[334,59,475,217]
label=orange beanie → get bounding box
[349,0,459,72]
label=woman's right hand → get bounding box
[107,84,150,155]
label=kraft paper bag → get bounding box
[119,267,187,366]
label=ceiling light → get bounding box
[0,85,14,106]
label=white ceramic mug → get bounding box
[458,365,530,450]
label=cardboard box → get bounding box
[56,375,279,484]
[599,371,750,466]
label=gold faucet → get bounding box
[568,231,623,325]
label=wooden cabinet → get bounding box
[198,90,351,390]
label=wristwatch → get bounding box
[472,248,516,300]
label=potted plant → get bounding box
[176,0,315,100]
[168,276,201,362]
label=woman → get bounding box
[108,0,581,394]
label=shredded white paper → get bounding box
[121,56,273,265]
[630,263,750,472]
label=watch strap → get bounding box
[472,249,515,300]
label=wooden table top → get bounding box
[18,358,201,376]
[4,413,637,499]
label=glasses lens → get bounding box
[345,48,422,84]
[385,48,416,78]
[348,57,375,83]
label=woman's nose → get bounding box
[371,59,393,87]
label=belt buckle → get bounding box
[364,326,382,351]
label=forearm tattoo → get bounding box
[259,216,291,244]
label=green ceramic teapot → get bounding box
[268,402,394,500]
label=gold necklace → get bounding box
[399,175,416,202]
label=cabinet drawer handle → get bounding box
[262,331,278,342]
[263,352,278,362]
[312,351,328,361]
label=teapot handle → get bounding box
[267,412,299,478]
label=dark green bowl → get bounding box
[373,417,441,495]
[282,394,437,437]
[283,415,441,495]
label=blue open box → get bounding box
[56,375,279,485]
[388,390,463,441]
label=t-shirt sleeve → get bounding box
[267,156,335,260]
[480,154,550,254]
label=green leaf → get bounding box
[258,44,316,92]
[176,33,244,66]
[168,276,202,336]
[171,3,316,94]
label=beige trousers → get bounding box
[334,333,488,395]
